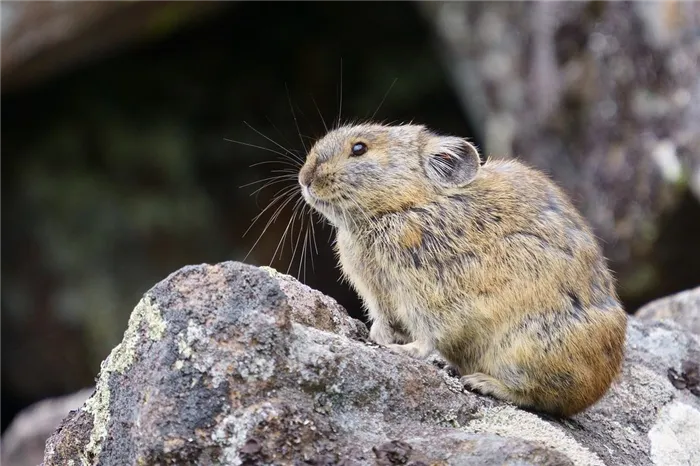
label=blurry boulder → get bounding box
[636,286,700,335]
[1,388,93,466]
[0,0,229,429]
[419,1,700,307]
[42,262,700,466]
[0,1,225,93]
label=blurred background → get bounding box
[1,1,699,460]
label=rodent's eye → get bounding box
[351,142,368,157]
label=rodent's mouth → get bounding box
[301,185,339,220]
[300,184,367,230]
[301,185,331,209]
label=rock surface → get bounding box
[42,262,700,465]
[259,266,369,342]
[419,1,700,307]
[1,388,93,466]
[636,286,700,336]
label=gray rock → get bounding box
[1,388,93,466]
[42,262,700,465]
[258,266,369,341]
[636,287,700,335]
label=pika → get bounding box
[298,123,627,417]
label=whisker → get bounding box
[294,102,309,119]
[239,173,296,189]
[300,204,311,276]
[272,198,299,246]
[249,159,301,169]
[337,58,344,128]
[280,197,306,273]
[308,229,316,274]
[299,226,310,282]
[225,138,300,167]
[270,168,299,175]
[245,184,299,236]
[267,202,296,267]
[251,184,299,223]
[243,188,300,262]
[298,207,311,282]
[370,77,398,121]
[250,182,295,208]
[285,83,309,154]
[249,177,297,197]
[297,205,309,280]
[231,139,301,171]
[272,197,303,265]
[310,94,328,132]
[265,115,301,159]
[243,120,305,165]
[310,210,320,256]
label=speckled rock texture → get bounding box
[636,286,700,336]
[419,1,700,304]
[42,262,700,466]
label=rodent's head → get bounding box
[299,123,481,227]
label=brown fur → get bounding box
[298,123,627,417]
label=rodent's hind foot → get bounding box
[386,340,433,360]
[460,372,521,405]
[461,373,578,417]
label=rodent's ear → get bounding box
[424,136,481,187]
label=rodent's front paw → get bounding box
[369,321,395,346]
[386,341,433,360]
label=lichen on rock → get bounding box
[82,295,166,463]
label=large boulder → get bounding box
[636,286,700,336]
[418,1,700,307]
[42,262,700,465]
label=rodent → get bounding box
[298,122,627,417]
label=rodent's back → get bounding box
[392,158,613,303]
[433,159,626,415]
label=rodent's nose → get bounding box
[299,159,318,187]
